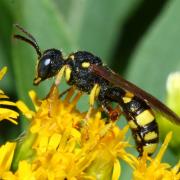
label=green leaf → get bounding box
[64,0,142,61]
[0,1,15,93]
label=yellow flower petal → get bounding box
[1,171,16,180]
[0,100,16,106]
[0,142,16,173]
[16,101,34,119]
[0,108,19,124]
[15,161,33,179]
[0,90,9,99]
[47,133,62,151]
[29,90,41,111]
[156,131,172,162]
[112,159,121,180]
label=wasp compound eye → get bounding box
[33,49,65,85]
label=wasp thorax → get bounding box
[34,49,65,85]
[64,51,103,92]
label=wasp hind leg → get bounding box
[101,102,122,123]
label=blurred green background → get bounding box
[0,0,180,179]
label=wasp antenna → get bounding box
[14,24,37,43]
[14,24,42,58]
[14,34,42,58]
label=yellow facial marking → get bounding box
[143,143,157,154]
[82,62,90,68]
[89,84,100,106]
[136,110,155,126]
[144,131,158,141]
[128,120,138,129]
[65,66,72,82]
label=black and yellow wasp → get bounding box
[14,24,180,156]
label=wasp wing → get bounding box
[91,65,180,125]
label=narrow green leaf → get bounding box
[0,1,14,93]
[66,0,142,61]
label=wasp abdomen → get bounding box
[122,95,159,156]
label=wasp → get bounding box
[14,24,180,156]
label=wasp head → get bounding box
[34,49,65,85]
[13,24,65,85]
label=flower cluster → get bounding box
[0,67,179,180]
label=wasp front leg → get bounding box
[55,65,67,85]
[84,84,101,121]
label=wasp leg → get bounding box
[55,65,66,85]
[59,87,73,98]
[84,84,101,121]
[101,103,122,122]
[46,86,73,100]
[84,106,93,121]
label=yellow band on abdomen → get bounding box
[143,143,157,154]
[144,131,158,141]
[136,109,155,127]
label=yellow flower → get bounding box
[0,67,18,124]
[130,132,180,180]
[12,85,130,179]
[1,66,179,179]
